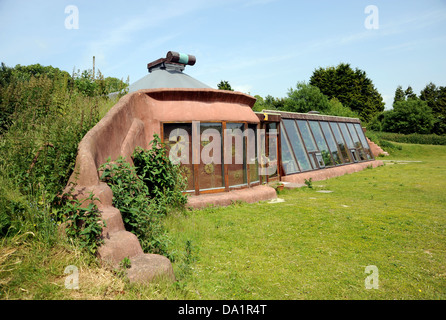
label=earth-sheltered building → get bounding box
[67,51,383,282]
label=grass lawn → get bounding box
[164,142,446,300]
[1,142,445,299]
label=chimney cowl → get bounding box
[147,51,196,73]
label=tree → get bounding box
[217,80,233,91]
[405,86,417,100]
[283,82,330,114]
[326,97,359,118]
[393,85,406,106]
[382,99,435,134]
[309,63,384,122]
[252,94,286,111]
[420,82,446,135]
[252,95,265,112]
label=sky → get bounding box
[1,0,445,110]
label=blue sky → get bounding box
[1,0,445,109]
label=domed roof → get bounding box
[128,51,212,92]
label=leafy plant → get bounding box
[175,239,198,280]
[99,156,166,254]
[382,99,435,135]
[99,135,187,256]
[304,178,313,188]
[132,134,187,213]
[57,191,105,254]
[113,256,132,280]
[367,130,446,146]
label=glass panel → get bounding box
[282,119,312,171]
[309,121,335,167]
[266,124,278,178]
[163,123,194,191]
[296,120,318,152]
[247,124,260,183]
[296,120,318,169]
[338,122,355,149]
[354,123,373,160]
[315,153,325,168]
[347,123,367,160]
[320,121,343,165]
[268,122,277,130]
[226,123,247,186]
[329,122,351,163]
[199,123,224,190]
[280,122,299,174]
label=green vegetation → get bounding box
[0,62,125,297]
[280,82,360,118]
[367,131,446,146]
[2,143,445,299]
[250,63,445,139]
[57,191,105,254]
[309,63,385,122]
[382,99,435,135]
[1,61,445,300]
[217,80,234,91]
[162,143,446,299]
[99,136,187,257]
[369,83,446,136]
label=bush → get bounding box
[0,63,115,248]
[132,134,187,212]
[283,82,331,114]
[325,97,359,118]
[56,191,105,254]
[382,99,435,134]
[370,131,446,146]
[99,135,187,257]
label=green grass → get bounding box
[1,142,445,299]
[163,143,446,300]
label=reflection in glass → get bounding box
[296,120,317,152]
[320,122,343,165]
[297,120,318,168]
[329,122,351,163]
[338,122,355,149]
[199,123,224,190]
[280,122,299,174]
[309,121,335,167]
[354,123,373,160]
[247,124,260,183]
[226,123,247,186]
[283,119,312,171]
[163,123,194,191]
[347,123,366,160]
[268,124,278,177]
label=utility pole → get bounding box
[92,56,95,79]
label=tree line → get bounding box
[219,63,445,136]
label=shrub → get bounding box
[371,131,446,146]
[56,191,105,254]
[99,136,187,257]
[382,99,435,134]
[0,63,114,249]
[99,156,168,254]
[132,134,187,212]
[283,82,331,114]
